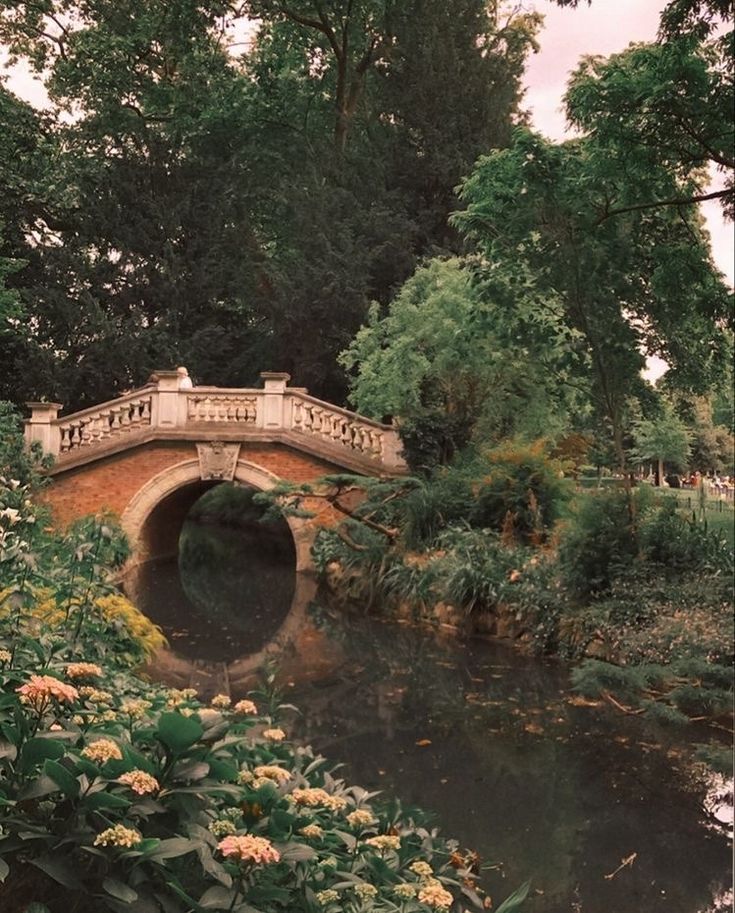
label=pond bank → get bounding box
[132,513,734,913]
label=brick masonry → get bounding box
[43,440,345,528]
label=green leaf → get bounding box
[19,737,65,773]
[18,773,58,800]
[84,791,131,811]
[198,885,236,909]
[43,759,80,798]
[0,739,17,761]
[103,877,138,903]
[157,713,203,755]
[206,758,238,782]
[146,837,200,861]
[495,881,531,913]
[172,759,209,781]
[277,842,317,863]
[29,854,83,890]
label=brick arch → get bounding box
[121,458,314,572]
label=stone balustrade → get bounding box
[25,370,406,475]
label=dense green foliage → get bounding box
[269,467,732,749]
[0,0,539,408]
[0,440,526,913]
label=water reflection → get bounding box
[131,485,295,663]
[283,606,733,913]
[131,515,732,913]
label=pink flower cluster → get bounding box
[217,834,281,866]
[17,675,79,709]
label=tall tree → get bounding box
[452,129,732,474]
[0,0,540,407]
[555,0,733,218]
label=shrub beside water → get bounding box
[0,474,527,911]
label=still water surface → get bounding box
[133,513,733,913]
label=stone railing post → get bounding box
[382,422,407,472]
[24,402,63,458]
[150,370,181,430]
[260,372,291,430]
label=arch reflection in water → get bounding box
[132,484,296,664]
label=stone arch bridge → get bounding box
[25,370,406,572]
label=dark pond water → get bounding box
[134,511,733,913]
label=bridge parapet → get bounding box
[25,370,407,476]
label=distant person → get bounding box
[177,366,194,390]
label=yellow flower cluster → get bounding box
[417,880,454,910]
[79,687,113,704]
[166,688,198,708]
[209,819,237,838]
[299,824,324,839]
[262,728,286,741]
[409,860,433,877]
[346,809,375,828]
[119,698,152,719]
[233,699,257,715]
[65,662,102,679]
[291,788,347,811]
[364,834,401,851]
[315,889,340,906]
[253,765,291,784]
[0,649,12,663]
[94,824,141,848]
[94,594,167,656]
[118,770,159,795]
[82,739,123,764]
[211,694,231,708]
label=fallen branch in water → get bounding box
[604,853,637,881]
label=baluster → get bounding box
[372,431,384,458]
[292,400,304,430]
[98,411,111,439]
[79,418,92,445]
[60,426,71,452]
[119,404,131,430]
[91,415,104,442]
[70,422,82,448]
[140,398,151,424]
[330,415,341,441]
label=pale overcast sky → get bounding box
[1,0,732,286]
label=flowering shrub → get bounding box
[0,478,528,912]
[0,644,511,912]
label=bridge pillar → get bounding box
[24,402,63,454]
[150,370,183,429]
[260,372,290,430]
